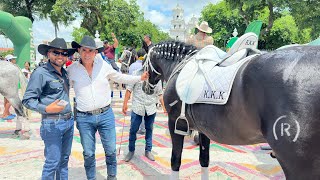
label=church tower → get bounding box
[169,4,186,42]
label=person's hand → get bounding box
[140,71,149,81]
[111,33,116,38]
[162,106,167,115]
[45,100,65,113]
[122,103,128,115]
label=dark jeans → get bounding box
[76,108,117,180]
[40,117,74,180]
[128,111,156,152]
[107,59,119,71]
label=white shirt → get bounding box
[67,55,141,111]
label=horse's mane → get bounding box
[152,40,197,62]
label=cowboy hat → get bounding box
[38,38,76,56]
[196,21,212,34]
[72,35,104,53]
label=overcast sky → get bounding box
[0,0,220,59]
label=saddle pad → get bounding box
[176,54,259,105]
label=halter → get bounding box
[143,46,161,76]
[143,46,162,92]
[120,50,133,66]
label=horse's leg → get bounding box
[199,133,210,180]
[6,96,30,138]
[6,96,25,117]
[168,117,185,180]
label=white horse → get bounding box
[0,60,30,138]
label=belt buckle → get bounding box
[92,109,101,115]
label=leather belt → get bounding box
[42,112,72,120]
[77,105,110,115]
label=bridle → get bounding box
[143,46,161,91]
[120,50,133,67]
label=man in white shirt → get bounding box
[68,36,149,180]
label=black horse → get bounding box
[142,41,320,180]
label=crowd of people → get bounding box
[0,21,214,179]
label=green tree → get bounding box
[201,1,246,48]
[225,0,286,36]
[0,0,57,22]
[72,27,90,43]
[262,14,299,49]
[52,0,110,35]
[64,0,169,48]
[288,1,320,39]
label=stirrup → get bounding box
[174,101,190,136]
[174,115,190,136]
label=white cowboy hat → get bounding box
[196,21,212,34]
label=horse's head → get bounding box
[119,48,135,74]
[142,41,197,95]
[142,47,162,95]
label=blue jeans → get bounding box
[40,117,74,180]
[76,108,117,180]
[129,111,156,152]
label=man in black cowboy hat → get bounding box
[67,35,148,180]
[22,37,76,179]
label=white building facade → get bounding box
[169,4,198,42]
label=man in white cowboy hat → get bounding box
[68,35,149,180]
[187,21,214,49]
[22,37,76,179]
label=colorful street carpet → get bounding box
[0,89,284,179]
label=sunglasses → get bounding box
[50,50,69,57]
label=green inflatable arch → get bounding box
[0,10,34,68]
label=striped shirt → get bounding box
[127,69,163,116]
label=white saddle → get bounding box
[195,32,259,67]
[176,32,260,105]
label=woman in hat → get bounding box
[22,37,76,179]
[187,21,214,49]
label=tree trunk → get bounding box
[260,0,274,36]
[24,0,34,22]
[238,2,249,26]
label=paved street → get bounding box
[0,89,284,179]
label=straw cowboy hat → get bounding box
[72,35,104,53]
[38,38,76,56]
[196,21,212,34]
